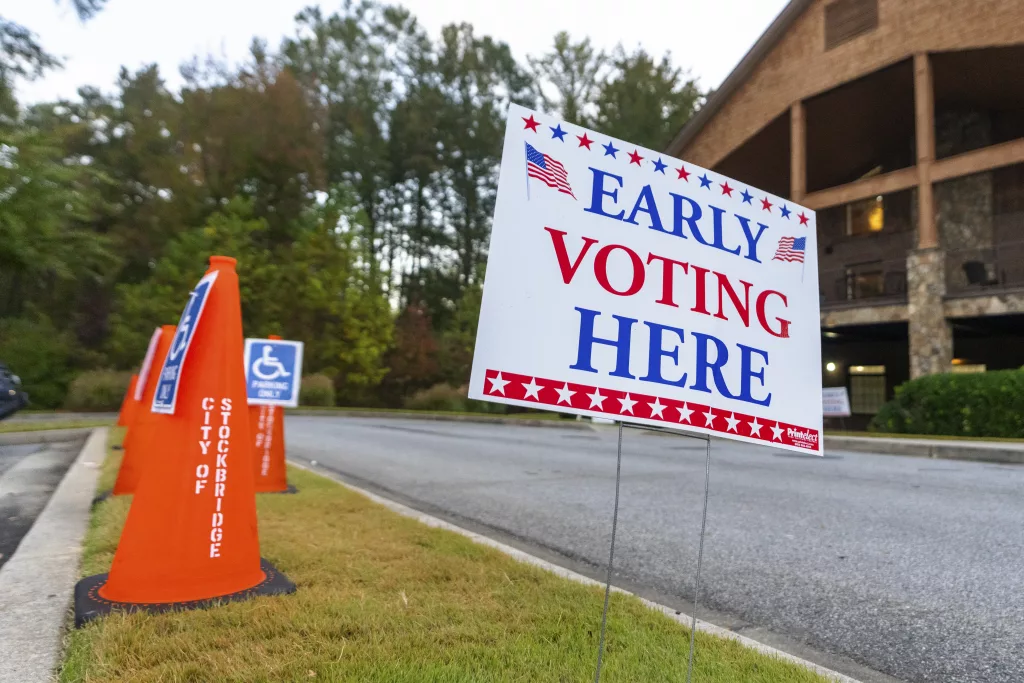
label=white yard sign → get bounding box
[822,387,852,418]
[469,104,823,454]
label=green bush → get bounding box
[869,370,1024,438]
[404,383,507,414]
[300,374,336,407]
[0,316,74,408]
[404,383,466,412]
[64,370,133,411]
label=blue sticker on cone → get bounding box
[152,271,218,415]
[244,339,304,408]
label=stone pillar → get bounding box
[790,101,806,202]
[907,248,952,378]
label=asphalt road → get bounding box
[286,416,1024,683]
[0,440,81,570]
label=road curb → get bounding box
[824,435,1024,464]
[289,411,1024,465]
[289,409,593,430]
[0,427,106,683]
[0,428,96,446]
[289,458,862,683]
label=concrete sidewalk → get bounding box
[0,428,105,683]
[824,433,1024,463]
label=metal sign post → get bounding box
[593,422,713,683]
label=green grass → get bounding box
[60,434,829,683]
[0,418,115,434]
[296,405,566,421]
[826,430,1024,443]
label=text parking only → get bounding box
[244,338,304,408]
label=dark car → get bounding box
[0,362,29,420]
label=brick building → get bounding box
[668,0,1024,423]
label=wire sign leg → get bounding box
[686,436,713,683]
[594,422,624,683]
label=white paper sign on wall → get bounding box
[822,387,852,418]
[468,104,824,454]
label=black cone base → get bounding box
[259,484,298,495]
[74,557,295,627]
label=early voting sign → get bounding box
[152,271,217,415]
[469,104,823,454]
[244,339,304,407]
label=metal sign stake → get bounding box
[687,433,712,683]
[593,423,713,683]
[594,421,624,683]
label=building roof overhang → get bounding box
[665,0,813,158]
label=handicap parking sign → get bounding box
[244,338,304,407]
[152,271,218,415]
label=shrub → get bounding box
[869,369,1024,438]
[300,374,336,407]
[404,383,466,412]
[404,383,507,414]
[463,385,508,414]
[64,370,133,411]
[0,316,74,408]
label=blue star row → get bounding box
[522,113,811,225]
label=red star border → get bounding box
[483,369,820,452]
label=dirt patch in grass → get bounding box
[60,434,828,683]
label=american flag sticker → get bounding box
[773,236,807,282]
[772,236,806,263]
[525,142,575,200]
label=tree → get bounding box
[180,61,325,246]
[593,48,703,151]
[105,198,274,367]
[0,0,106,118]
[260,190,392,402]
[0,123,117,326]
[437,284,482,386]
[0,0,709,408]
[529,32,605,125]
[434,22,534,287]
[64,0,106,21]
[380,303,439,403]
[106,193,393,402]
[281,2,418,286]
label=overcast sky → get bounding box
[4,0,789,103]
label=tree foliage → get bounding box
[0,2,705,408]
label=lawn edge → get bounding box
[0,427,105,683]
[288,459,862,683]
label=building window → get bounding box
[846,196,885,236]
[849,365,886,414]
[825,0,879,51]
[950,362,986,374]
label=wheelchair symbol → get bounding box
[252,345,291,381]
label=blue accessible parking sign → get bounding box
[152,271,218,415]
[244,339,304,407]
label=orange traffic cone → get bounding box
[250,335,296,494]
[74,256,294,625]
[112,326,175,496]
[115,375,139,427]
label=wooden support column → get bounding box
[790,101,806,203]
[914,53,937,249]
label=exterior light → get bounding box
[826,362,837,372]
